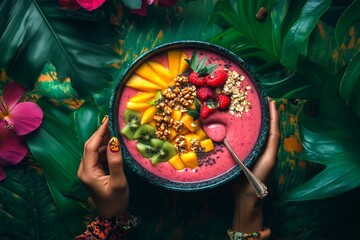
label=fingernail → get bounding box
[101,115,108,124]
[109,137,120,152]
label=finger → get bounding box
[107,137,127,189]
[265,100,280,161]
[77,159,84,179]
[251,100,280,180]
[83,116,109,170]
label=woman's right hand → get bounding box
[77,116,129,217]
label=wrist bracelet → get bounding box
[227,227,270,240]
[113,212,141,231]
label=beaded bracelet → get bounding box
[227,227,271,240]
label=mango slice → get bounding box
[180,152,198,169]
[195,128,207,140]
[129,92,156,103]
[135,63,168,89]
[167,50,182,78]
[148,61,173,83]
[200,139,214,152]
[126,102,151,112]
[184,133,200,151]
[181,114,200,132]
[141,105,158,124]
[172,109,182,121]
[168,128,178,140]
[168,154,186,170]
[178,51,189,74]
[126,74,163,92]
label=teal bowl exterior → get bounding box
[109,41,269,192]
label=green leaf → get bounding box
[26,99,99,235]
[280,151,360,201]
[281,69,360,201]
[32,62,84,110]
[0,0,119,97]
[194,98,201,111]
[186,109,199,120]
[280,0,332,69]
[339,50,360,119]
[335,0,360,43]
[0,164,73,239]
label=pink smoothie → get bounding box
[118,49,263,183]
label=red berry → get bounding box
[196,87,216,101]
[206,69,228,88]
[200,104,215,119]
[188,72,207,87]
[218,94,231,110]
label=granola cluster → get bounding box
[222,70,252,117]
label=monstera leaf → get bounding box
[0,0,120,98]
[208,0,334,99]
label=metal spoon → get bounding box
[203,123,268,199]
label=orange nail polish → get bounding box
[101,115,108,124]
[109,137,120,152]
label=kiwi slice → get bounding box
[124,109,141,127]
[121,124,137,140]
[133,124,156,143]
[147,91,163,105]
[136,143,158,158]
[136,137,164,158]
[151,141,177,165]
[121,110,142,140]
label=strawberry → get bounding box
[206,69,228,88]
[188,72,207,87]
[217,94,231,110]
[196,87,216,101]
[185,51,218,87]
[200,104,215,119]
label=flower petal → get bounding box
[0,123,28,165]
[0,166,6,181]
[2,82,26,112]
[5,102,43,135]
[76,0,106,11]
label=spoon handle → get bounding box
[223,138,268,199]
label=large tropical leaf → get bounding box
[207,0,331,99]
[340,50,360,119]
[335,0,360,43]
[0,163,73,239]
[280,0,332,69]
[26,98,98,235]
[0,0,120,98]
[280,68,360,201]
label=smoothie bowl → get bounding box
[110,41,269,191]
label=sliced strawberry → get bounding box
[206,69,228,88]
[200,104,215,119]
[188,72,207,87]
[196,87,216,101]
[218,94,231,110]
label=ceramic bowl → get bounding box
[110,41,269,191]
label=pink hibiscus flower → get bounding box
[0,82,43,181]
[59,0,106,11]
[132,0,178,16]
